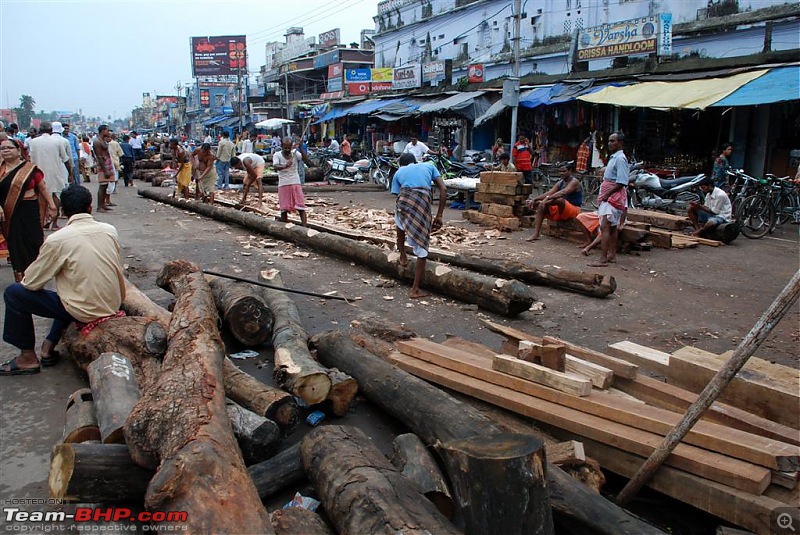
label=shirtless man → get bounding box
[93,125,114,212]
[192,143,217,204]
[231,152,267,208]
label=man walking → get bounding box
[108,132,124,200]
[402,135,435,163]
[129,131,144,160]
[215,131,235,190]
[62,123,81,186]
[93,125,115,212]
[237,130,253,154]
[0,184,125,375]
[269,137,310,225]
[29,121,72,229]
[120,135,135,187]
[589,132,629,267]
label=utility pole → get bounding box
[509,0,522,155]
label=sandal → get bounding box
[40,351,61,368]
[0,358,41,376]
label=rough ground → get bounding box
[1,179,797,534]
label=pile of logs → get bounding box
[463,171,528,231]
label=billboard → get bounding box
[327,78,343,92]
[576,15,668,61]
[318,28,340,48]
[467,64,484,83]
[371,68,393,82]
[314,49,340,69]
[200,90,210,108]
[372,82,392,92]
[422,60,451,85]
[345,68,372,82]
[191,35,247,76]
[348,82,371,96]
[392,64,421,90]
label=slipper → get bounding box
[40,351,60,368]
[0,359,41,376]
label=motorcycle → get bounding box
[629,169,705,213]
[370,154,398,189]
[326,156,372,185]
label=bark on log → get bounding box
[49,443,153,503]
[134,160,165,170]
[87,353,141,444]
[391,433,454,519]
[121,279,171,324]
[300,425,460,535]
[223,358,300,432]
[63,389,101,444]
[226,400,281,465]
[207,275,274,347]
[310,330,664,535]
[59,317,166,392]
[138,188,536,316]
[258,269,331,405]
[125,259,271,533]
[325,368,358,417]
[438,432,552,534]
[270,508,335,535]
[247,443,305,501]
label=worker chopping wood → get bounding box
[391,152,447,299]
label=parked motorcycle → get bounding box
[370,154,398,189]
[326,157,372,185]
[629,169,705,213]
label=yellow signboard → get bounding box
[371,68,393,82]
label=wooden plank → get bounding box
[519,340,566,372]
[462,210,520,231]
[765,482,800,506]
[492,354,593,397]
[565,355,614,389]
[477,182,527,195]
[474,192,528,205]
[441,336,497,359]
[481,203,515,218]
[546,440,586,466]
[479,319,639,379]
[668,347,800,430]
[388,352,772,495]
[607,341,671,375]
[771,470,799,490]
[613,374,800,447]
[479,171,523,185]
[569,435,788,535]
[626,209,691,230]
[395,338,799,472]
[719,349,799,390]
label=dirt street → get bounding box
[1,180,797,534]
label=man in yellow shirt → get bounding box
[1,185,125,375]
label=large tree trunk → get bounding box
[49,443,153,503]
[270,508,335,535]
[258,269,332,405]
[247,443,305,501]
[223,358,300,431]
[301,425,460,535]
[124,259,271,534]
[310,330,664,535]
[226,400,281,465]
[207,275,274,347]
[139,188,536,316]
[87,353,141,444]
[121,278,171,324]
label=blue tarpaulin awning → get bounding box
[710,66,800,107]
[520,81,631,108]
[344,98,405,116]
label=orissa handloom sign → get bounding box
[576,15,671,61]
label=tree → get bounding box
[16,94,36,129]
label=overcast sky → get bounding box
[0,0,377,120]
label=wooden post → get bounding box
[87,353,141,444]
[63,389,101,444]
[223,358,300,432]
[247,443,305,501]
[392,433,454,519]
[616,269,800,506]
[207,275,274,347]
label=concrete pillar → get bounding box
[744,106,770,177]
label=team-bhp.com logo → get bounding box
[4,507,188,531]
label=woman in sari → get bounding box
[0,138,57,282]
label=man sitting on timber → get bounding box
[525,162,583,241]
[392,153,447,299]
[1,184,125,375]
[688,177,731,238]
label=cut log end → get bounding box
[277,371,331,406]
[49,444,75,501]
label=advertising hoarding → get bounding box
[371,68,393,82]
[467,64,484,83]
[191,35,247,76]
[371,82,393,92]
[345,68,372,82]
[392,64,421,89]
[422,60,451,85]
[318,28,340,48]
[348,82,371,96]
[576,15,668,61]
[314,50,340,69]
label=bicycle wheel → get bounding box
[583,176,602,208]
[775,191,798,227]
[736,194,774,239]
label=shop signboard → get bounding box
[392,64,421,89]
[320,91,344,100]
[576,15,666,61]
[191,35,247,76]
[348,82,371,96]
[371,68,393,82]
[371,82,393,92]
[345,68,372,82]
[659,13,673,56]
[200,90,210,107]
[467,64,484,83]
[318,28,340,48]
[422,60,451,85]
[378,0,412,14]
[328,63,343,79]
[327,77,343,92]
[314,49,340,69]
[274,36,315,64]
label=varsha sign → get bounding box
[577,16,666,61]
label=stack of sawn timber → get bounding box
[463,171,528,231]
[388,320,799,535]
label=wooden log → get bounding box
[226,400,281,465]
[391,433,454,519]
[705,222,740,244]
[258,269,331,404]
[519,340,567,371]
[325,368,358,417]
[438,432,553,535]
[125,259,271,533]
[270,508,335,535]
[122,279,171,324]
[492,354,593,396]
[63,389,101,444]
[310,330,663,535]
[87,353,141,444]
[547,440,586,466]
[139,187,535,316]
[207,275,274,347]
[396,337,797,473]
[247,443,305,500]
[301,425,460,535]
[49,443,153,503]
[223,358,300,431]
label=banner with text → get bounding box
[348,82,371,96]
[345,68,372,82]
[576,15,670,61]
[371,68,393,82]
[191,35,247,76]
[393,64,421,89]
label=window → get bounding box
[439,34,445,39]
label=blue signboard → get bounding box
[314,50,340,69]
[345,68,371,82]
[222,106,234,114]
[327,77,343,92]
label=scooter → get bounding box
[629,170,705,213]
[326,157,372,185]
